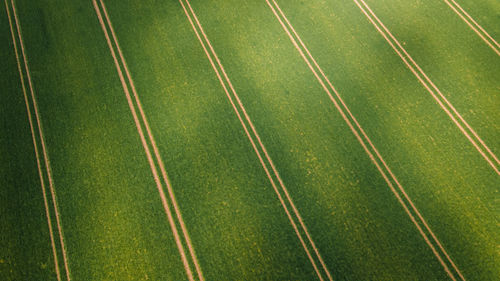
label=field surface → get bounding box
[1,0,498,280]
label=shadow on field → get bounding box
[211,25,453,277]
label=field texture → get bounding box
[1,0,499,280]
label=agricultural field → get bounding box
[1,0,498,280]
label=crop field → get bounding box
[1,0,499,280]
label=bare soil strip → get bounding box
[97,1,205,280]
[354,0,499,175]
[444,0,500,55]
[93,1,200,280]
[4,1,62,280]
[178,0,333,280]
[268,0,466,280]
[7,0,72,280]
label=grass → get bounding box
[449,0,500,42]
[0,7,56,280]
[270,0,499,279]
[1,0,499,280]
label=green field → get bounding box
[1,0,498,280]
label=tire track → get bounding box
[92,1,204,280]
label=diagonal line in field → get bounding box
[97,1,205,280]
[268,0,464,280]
[447,0,500,49]
[178,0,332,280]
[443,0,500,56]
[4,1,61,280]
[8,0,72,280]
[92,1,200,280]
[354,0,499,176]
